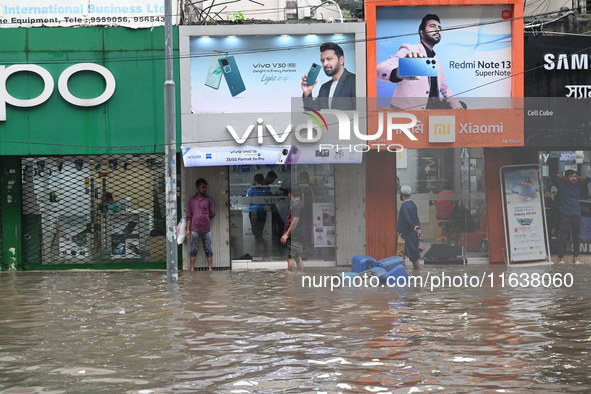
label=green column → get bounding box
[1,157,22,270]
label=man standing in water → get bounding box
[550,170,590,264]
[281,186,305,272]
[396,185,422,270]
[186,178,216,271]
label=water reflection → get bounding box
[0,264,590,393]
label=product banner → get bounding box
[0,0,170,28]
[313,203,335,248]
[181,145,362,167]
[189,34,357,113]
[500,165,550,264]
[375,5,513,110]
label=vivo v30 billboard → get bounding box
[189,34,357,114]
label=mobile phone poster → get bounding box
[376,5,513,109]
[500,165,551,264]
[189,34,356,113]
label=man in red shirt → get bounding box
[185,178,216,271]
[435,183,454,220]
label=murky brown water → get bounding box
[1,264,590,394]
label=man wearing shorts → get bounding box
[281,186,305,272]
[185,178,216,271]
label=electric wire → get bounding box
[0,7,583,149]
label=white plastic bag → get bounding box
[176,218,187,244]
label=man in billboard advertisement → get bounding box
[377,14,463,110]
[189,34,356,114]
[301,42,357,110]
[375,6,513,110]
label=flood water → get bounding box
[1,263,591,394]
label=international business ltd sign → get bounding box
[0,0,172,28]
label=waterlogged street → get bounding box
[1,263,591,393]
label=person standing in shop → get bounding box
[246,174,271,255]
[396,185,422,270]
[281,186,305,272]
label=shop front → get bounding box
[179,24,367,269]
[365,0,525,264]
[0,26,180,270]
[525,34,591,261]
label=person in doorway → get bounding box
[435,183,454,220]
[264,170,285,243]
[297,171,315,251]
[550,170,591,264]
[281,186,305,272]
[301,42,356,110]
[186,178,216,271]
[246,174,271,255]
[377,14,463,110]
[396,185,422,270]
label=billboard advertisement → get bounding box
[375,5,513,110]
[500,165,551,264]
[189,34,357,114]
[524,35,591,146]
[0,0,172,28]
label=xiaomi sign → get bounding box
[0,63,116,121]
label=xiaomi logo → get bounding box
[429,116,455,143]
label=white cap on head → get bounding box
[400,185,412,195]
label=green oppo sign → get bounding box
[0,26,179,156]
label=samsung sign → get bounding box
[0,63,116,121]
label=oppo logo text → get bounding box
[0,63,116,121]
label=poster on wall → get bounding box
[500,165,551,265]
[375,5,513,110]
[313,203,335,248]
[190,34,356,113]
[109,213,140,258]
[0,0,171,28]
[57,215,90,259]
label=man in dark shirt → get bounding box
[280,186,305,272]
[550,170,591,264]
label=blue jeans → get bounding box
[190,231,213,257]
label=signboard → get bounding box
[189,34,357,114]
[0,0,172,28]
[524,35,591,146]
[181,145,362,167]
[500,165,551,264]
[375,5,514,110]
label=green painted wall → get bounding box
[0,157,22,270]
[0,26,180,156]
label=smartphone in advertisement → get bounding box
[218,56,246,97]
[305,63,322,85]
[285,145,302,164]
[398,57,438,77]
[276,147,290,164]
[204,50,227,90]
